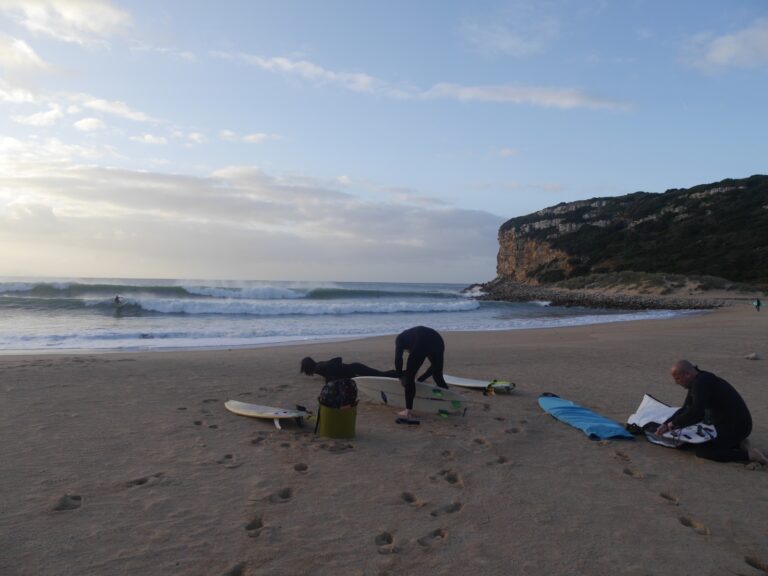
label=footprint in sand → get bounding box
[441,450,454,459]
[202,398,219,404]
[659,492,679,506]
[208,424,219,429]
[486,456,509,466]
[439,469,464,487]
[430,502,463,517]
[245,516,264,538]
[401,491,425,508]
[615,451,630,462]
[417,528,448,547]
[177,407,188,411]
[318,442,354,453]
[678,516,710,535]
[494,416,506,421]
[745,556,768,574]
[622,467,644,479]
[194,420,203,426]
[268,487,294,503]
[294,463,309,473]
[505,427,521,434]
[222,562,247,576]
[217,454,242,469]
[126,472,164,487]
[374,531,399,554]
[53,494,82,511]
[473,437,489,446]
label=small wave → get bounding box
[134,298,480,316]
[182,285,305,300]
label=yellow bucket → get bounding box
[318,404,357,439]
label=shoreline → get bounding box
[475,277,762,310]
[0,307,707,357]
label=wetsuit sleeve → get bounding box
[670,382,710,429]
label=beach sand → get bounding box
[2,303,767,576]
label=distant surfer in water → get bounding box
[394,326,448,418]
[114,295,122,305]
[300,357,397,383]
[656,360,768,464]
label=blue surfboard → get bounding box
[538,394,633,440]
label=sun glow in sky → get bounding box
[1,0,766,283]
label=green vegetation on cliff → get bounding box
[499,175,768,286]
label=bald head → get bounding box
[670,360,698,388]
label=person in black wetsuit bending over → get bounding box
[300,357,397,383]
[394,326,448,418]
[656,360,768,464]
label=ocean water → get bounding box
[0,277,697,353]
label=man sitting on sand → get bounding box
[300,357,397,383]
[656,360,768,464]
[394,326,448,419]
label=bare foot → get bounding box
[397,409,412,418]
[748,448,768,465]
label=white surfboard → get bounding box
[353,376,467,416]
[443,374,515,394]
[627,394,717,447]
[224,400,310,430]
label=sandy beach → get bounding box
[2,303,767,576]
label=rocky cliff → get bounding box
[496,175,768,286]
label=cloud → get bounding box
[461,20,558,58]
[218,51,629,111]
[78,96,156,122]
[129,41,196,62]
[217,51,382,93]
[0,33,50,70]
[73,117,105,131]
[0,0,132,45]
[685,18,768,70]
[0,156,502,281]
[419,83,629,110]
[219,129,281,144]
[11,103,63,125]
[498,147,520,158]
[130,134,167,145]
[0,135,116,163]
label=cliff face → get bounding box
[496,175,768,285]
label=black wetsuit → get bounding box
[666,369,752,462]
[310,357,397,383]
[395,326,448,410]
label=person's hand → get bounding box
[656,422,673,436]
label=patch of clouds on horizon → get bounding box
[683,18,768,71]
[0,0,132,46]
[218,51,630,110]
[73,117,106,132]
[0,159,502,281]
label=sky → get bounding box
[1,1,766,283]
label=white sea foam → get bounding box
[134,298,481,316]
